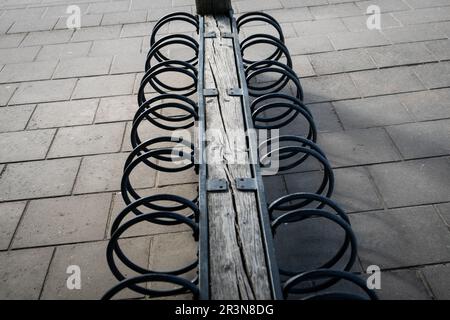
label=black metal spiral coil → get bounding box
[237,12,378,300]
[103,12,201,300]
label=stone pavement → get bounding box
[0,0,449,300]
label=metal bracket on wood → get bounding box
[204,31,217,38]
[207,179,229,192]
[221,32,234,38]
[235,178,257,191]
[226,88,243,96]
[204,88,218,97]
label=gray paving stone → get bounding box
[0,33,25,48]
[0,129,55,163]
[292,19,348,36]
[35,42,92,61]
[264,7,313,23]
[366,43,436,68]
[393,6,450,25]
[0,201,26,250]
[285,166,383,213]
[110,53,145,74]
[121,22,157,38]
[0,158,80,201]
[291,55,315,77]
[369,157,450,207]
[241,22,297,39]
[0,60,57,83]
[10,78,77,105]
[71,25,122,42]
[41,238,150,300]
[147,6,191,21]
[88,0,130,14]
[425,39,450,60]
[355,0,410,12]
[72,74,135,99]
[436,202,450,226]
[387,119,450,159]
[333,95,414,129]
[95,95,137,123]
[310,3,362,19]
[309,49,375,75]
[307,102,343,132]
[286,35,335,55]
[302,74,360,103]
[350,206,450,269]
[28,99,98,129]
[263,175,288,204]
[21,29,73,46]
[383,23,447,44]
[0,83,17,106]
[0,46,40,64]
[405,0,450,8]
[235,0,283,13]
[48,122,125,158]
[74,152,156,194]
[342,14,401,32]
[280,0,328,7]
[414,61,450,89]
[54,56,111,78]
[318,128,401,167]
[421,264,450,299]
[377,269,431,300]
[101,10,147,25]
[89,37,142,57]
[8,18,58,33]
[329,30,390,50]
[350,67,425,97]
[399,88,450,121]
[54,14,103,30]
[0,104,35,132]
[42,3,89,18]
[0,20,13,34]
[13,193,111,248]
[0,247,53,299]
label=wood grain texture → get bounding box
[204,15,271,300]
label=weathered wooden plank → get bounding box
[204,15,272,300]
[195,0,232,15]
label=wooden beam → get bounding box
[203,15,272,300]
[195,0,232,15]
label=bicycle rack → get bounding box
[102,10,378,301]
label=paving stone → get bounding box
[0,158,80,201]
[342,14,401,32]
[292,19,348,36]
[0,247,53,299]
[101,10,147,26]
[318,128,401,167]
[0,60,57,83]
[436,202,450,226]
[333,95,413,129]
[405,0,450,8]
[0,104,35,132]
[157,168,198,187]
[74,152,156,194]
[54,56,112,78]
[0,20,13,34]
[48,122,125,158]
[377,269,431,300]
[121,22,157,38]
[241,22,297,39]
[95,95,137,123]
[0,46,40,64]
[110,53,145,74]
[89,37,142,57]
[425,39,450,60]
[421,264,450,299]
[310,3,362,19]
[414,61,450,89]
[329,30,391,50]
[369,157,450,207]
[399,88,450,121]
[54,14,103,30]
[108,184,196,238]
[285,166,383,213]
[350,67,425,97]
[387,119,450,159]
[302,74,360,103]
[10,78,77,105]
[42,3,89,18]
[147,6,191,21]
[41,237,151,300]
[367,43,436,68]
[88,0,130,14]
[36,42,92,61]
[307,102,343,132]
[263,175,288,203]
[28,99,98,129]
[21,29,73,46]
[291,55,315,77]
[355,0,411,12]
[0,129,55,163]
[393,6,450,25]
[121,119,172,152]
[71,25,122,42]
[309,49,375,75]
[0,83,17,106]
[72,74,135,99]
[13,194,111,248]
[280,0,328,7]
[235,0,283,13]
[0,201,26,250]
[8,18,58,33]
[383,23,447,44]
[264,7,313,23]
[0,33,25,48]
[350,206,450,269]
